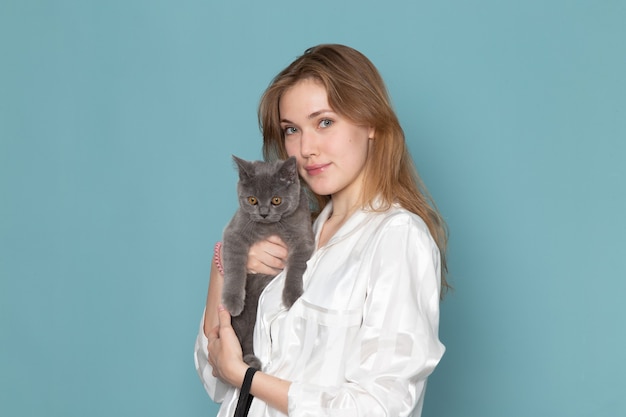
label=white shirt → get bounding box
[194,202,445,417]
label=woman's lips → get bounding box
[304,163,331,176]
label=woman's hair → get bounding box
[258,44,450,295]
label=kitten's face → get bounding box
[234,157,300,224]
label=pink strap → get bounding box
[213,241,224,275]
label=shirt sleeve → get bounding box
[193,310,231,403]
[287,214,446,416]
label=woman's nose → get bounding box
[300,130,318,157]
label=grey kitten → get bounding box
[221,155,314,370]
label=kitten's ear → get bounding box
[277,157,298,185]
[232,155,255,180]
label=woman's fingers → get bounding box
[247,236,288,274]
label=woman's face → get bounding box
[279,78,374,202]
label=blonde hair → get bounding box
[258,44,450,295]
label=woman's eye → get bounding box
[284,126,297,135]
[247,196,258,205]
[271,197,282,206]
[319,119,333,128]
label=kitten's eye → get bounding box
[319,119,333,128]
[271,197,282,206]
[247,196,258,205]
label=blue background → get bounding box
[1,1,625,416]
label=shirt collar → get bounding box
[313,198,386,249]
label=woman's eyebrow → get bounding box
[307,109,333,119]
[280,109,334,124]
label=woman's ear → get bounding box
[368,126,375,140]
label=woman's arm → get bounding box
[196,237,290,407]
[194,253,230,403]
[208,306,291,414]
[203,250,224,337]
[203,238,287,336]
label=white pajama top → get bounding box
[194,202,445,416]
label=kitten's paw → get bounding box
[222,295,245,317]
[243,354,263,371]
[282,287,303,309]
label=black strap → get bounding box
[233,367,257,417]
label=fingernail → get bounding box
[218,304,225,312]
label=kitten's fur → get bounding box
[221,156,314,370]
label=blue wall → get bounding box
[1,1,624,416]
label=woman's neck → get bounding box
[328,187,364,219]
[317,198,362,249]
[327,203,360,223]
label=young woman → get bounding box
[194,44,449,417]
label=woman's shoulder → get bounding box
[372,204,430,231]
[365,204,438,250]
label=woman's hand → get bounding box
[207,305,248,388]
[247,235,288,275]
